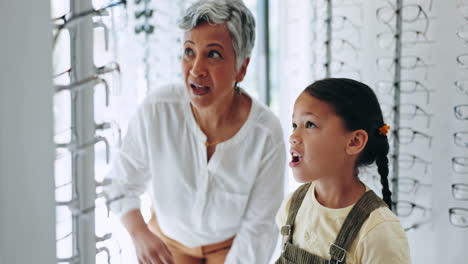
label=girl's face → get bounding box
[289,92,352,183]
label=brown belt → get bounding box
[147,210,235,258]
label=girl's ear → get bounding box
[346,129,368,155]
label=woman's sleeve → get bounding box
[224,141,287,264]
[357,220,412,264]
[104,106,151,219]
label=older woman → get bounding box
[106,0,286,263]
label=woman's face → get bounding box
[182,23,248,109]
[289,92,351,183]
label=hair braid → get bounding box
[376,148,392,209]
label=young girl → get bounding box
[276,78,410,264]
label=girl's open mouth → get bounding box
[290,151,302,167]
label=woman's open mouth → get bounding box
[190,82,210,96]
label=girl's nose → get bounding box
[289,134,301,145]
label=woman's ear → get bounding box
[236,57,250,82]
[346,129,368,155]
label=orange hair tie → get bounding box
[379,124,391,136]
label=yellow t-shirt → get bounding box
[276,182,411,264]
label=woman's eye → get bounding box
[305,121,316,128]
[184,48,194,57]
[208,50,222,59]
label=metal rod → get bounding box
[144,2,151,93]
[71,0,97,262]
[325,0,333,78]
[258,0,271,105]
[392,0,403,214]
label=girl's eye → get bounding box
[305,121,316,128]
[208,50,222,59]
[292,123,297,130]
[184,48,194,57]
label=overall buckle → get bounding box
[280,225,292,252]
[329,243,347,264]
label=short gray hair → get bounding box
[179,0,256,70]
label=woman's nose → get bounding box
[190,57,207,78]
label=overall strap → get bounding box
[328,190,388,264]
[281,183,312,245]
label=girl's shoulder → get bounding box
[358,205,405,241]
[354,206,411,263]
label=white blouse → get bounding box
[106,84,286,264]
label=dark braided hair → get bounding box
[304,78,392,209]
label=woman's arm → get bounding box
[105,105,173,264]
[122,209,174,264]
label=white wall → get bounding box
[0,1,56,264]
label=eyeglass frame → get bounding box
[53,0,127,44]
[449,207,468,228]
[456,54,468,69]
[455,80,468,96]
[319,59,362,80]
[454,104,468,120]
[390,127,433,147]
[376,4,432,34]
[456,23,468,42]
[315,14,362,36]
[393,177,431,194]
[371,175,431,194]
[452,157,468,174]
[393,200,430,217]
[375,79,433,104]
[381,103,433,128]
[454,132,468,148]
[452,183,468,201]
[376,55,435,71]
[376,30,435,49]
[393,152,431,173]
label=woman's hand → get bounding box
[131,228,175,264]
[122,209,175,264]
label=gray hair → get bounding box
[179,0,256,70]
